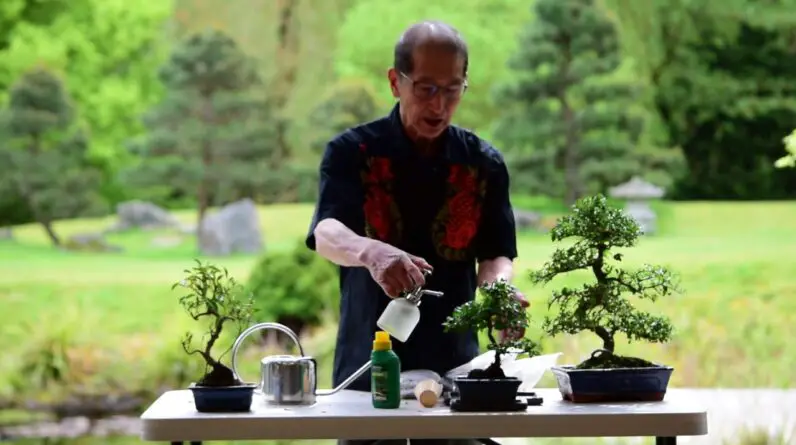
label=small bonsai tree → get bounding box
[530,194,680,369]
[174,260,255,386]
[443,279,540,379]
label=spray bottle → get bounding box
[376,270,443,342]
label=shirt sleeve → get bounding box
[475,149,518,261]
[305,133,365,251]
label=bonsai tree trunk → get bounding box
[469,321,507,379]
[594,326,615,353]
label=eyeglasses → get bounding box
[399,72,468,101]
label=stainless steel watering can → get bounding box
[230,322,371,406]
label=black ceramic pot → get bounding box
[189,383,257,412]
[453,376,521,408]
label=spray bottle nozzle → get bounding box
[404,269,443,305]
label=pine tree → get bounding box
[307,79,382,155]
[126,29,278,236]
[0,67,103,246]
[496,0,678,205]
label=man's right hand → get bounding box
[360,240,432,298]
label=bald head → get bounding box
[394,21,469,77]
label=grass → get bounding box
[1,199,795,407]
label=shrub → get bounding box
[247,240,339,338]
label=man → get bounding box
[306,20,527,445]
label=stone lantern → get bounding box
[608,176,665,235]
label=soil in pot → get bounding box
[189,363,256,413]
[451,364,525,412]
[553,350,674,403]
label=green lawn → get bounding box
[0,200,794,405]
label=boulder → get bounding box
[109,200,179,232]
[198,198,264,256]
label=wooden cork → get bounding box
[414,379,443,408]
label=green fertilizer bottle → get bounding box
[370,330,401,409]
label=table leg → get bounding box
[655,437,676,445]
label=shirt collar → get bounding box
[387,102,454,161]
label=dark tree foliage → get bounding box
[0,67,103,245]
[444,279,540,379]
[175,260,255,387]
[531,195,680,369]
[307,79,382,155]
[126,29,279,236]
[495,0,680,205]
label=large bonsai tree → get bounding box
[531,194,680,369]
[175,260,255,386]
[443,279,540,379]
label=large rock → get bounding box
[199,198,264,256]
[109,200,179,231]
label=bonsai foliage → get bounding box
[175,260,255,386]
[443,279,540,379]
[531,194,680,369]
[774,129,795,168]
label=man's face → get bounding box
[388,45,467,141]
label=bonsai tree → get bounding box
[174,260,255,386]
[531,194,680,369]
[443,279,540,379]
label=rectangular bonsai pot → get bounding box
[189,383,257,412]
[551,365,674,403]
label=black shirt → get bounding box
[306,104,517,391]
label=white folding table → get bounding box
[140,388,707,445]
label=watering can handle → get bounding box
[230,322,305,383]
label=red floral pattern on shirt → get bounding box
[432,164,486,260]
[360,151,402,243]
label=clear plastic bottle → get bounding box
[376,273,443,342]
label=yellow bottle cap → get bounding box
[373,330,392,351]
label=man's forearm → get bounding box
[314,218,377,268]
[477,257,515,285]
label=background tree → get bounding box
[605,0,796,199]
[0,0,173,203]
[495,0,681,205]
[307,79,382,154]
[126,29,278,237]
[0,67,103,246]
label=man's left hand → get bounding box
[499,289,530,342]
